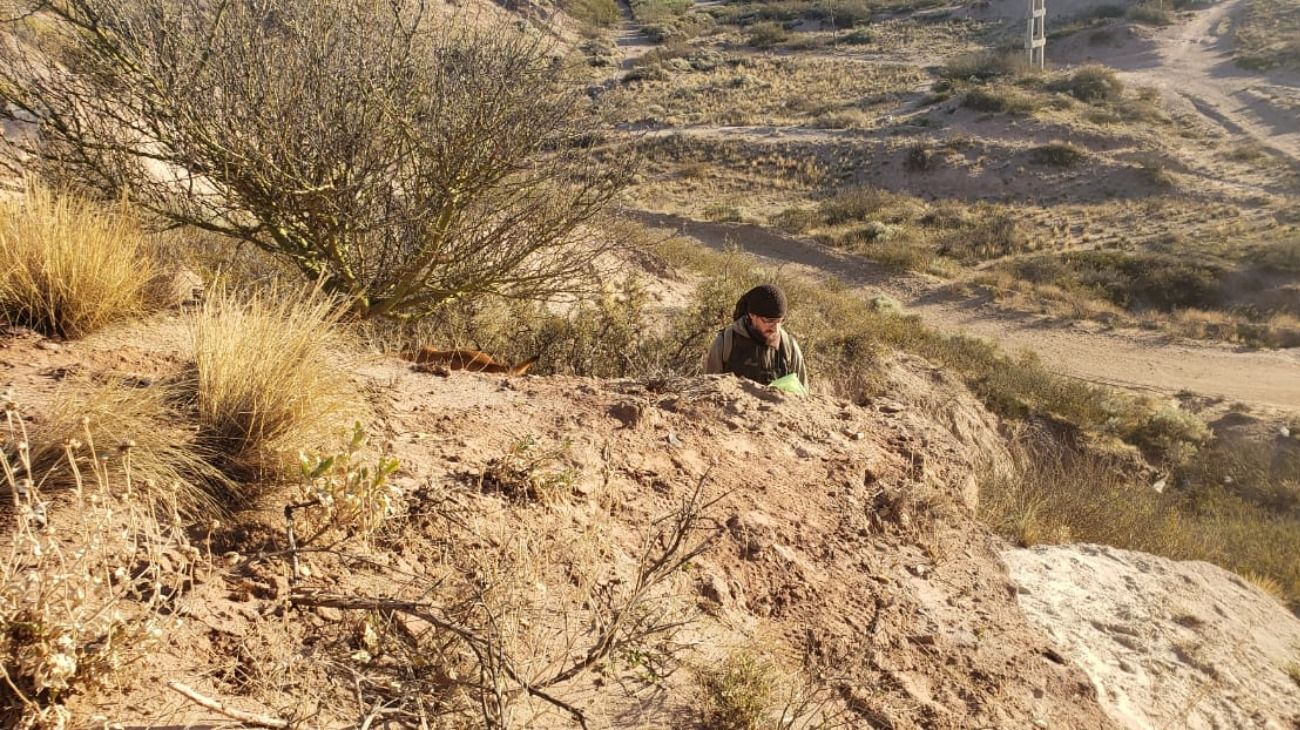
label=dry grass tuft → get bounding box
[0,184,161,338]
[190,287,364,484]
[22,380,227,518]
[1241,571,1287,603]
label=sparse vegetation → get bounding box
[562,0,620,26]
[480,436,576,504]
[1051,66,1124,103]
[747,21,790,47]
[23,380,228,518]
[1127,2,1174,26]
[961,85,1042,115]
[0,185,161,338]
[1235,0,1300,70]
[981,431,1300,609]
[2,397,194,730]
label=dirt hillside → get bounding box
[5,320,1114,728]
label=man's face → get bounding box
[748,313,783,347]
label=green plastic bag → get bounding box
[768,373,808,396]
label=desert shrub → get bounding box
[840,28,874,44]
[1180,437,1300,518]
[294,423,400,540]
[698,651,778,730]
[1136,155,1176,187]
[935,209,1029,263]
[562,0,620,26]
[770,207,820,233]
[940,51,1032,81]
[904,142,937,171]
[190,288,364,483]
[983,432,1300,608]
[695,649,844,730]
[817,187,923,226]
[747,21,789,47]
[0,185,161,338]
[1030,141,1088,167]
[1127,1,1174,25]
[961,86,1041,115]
[1251,236,1300,273]
[0,2,628,319]
[1,397,193,729]
[979,436,1194,551]
[1067,252,1226,312]
[704,203,745,222]
[812,0,875,27]
[1051,65,1124,102]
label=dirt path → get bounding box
[632,210,1300,410]
[1106,0,1300,164]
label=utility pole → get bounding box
[1026,0,1046,69]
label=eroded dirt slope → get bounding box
[3,323,1112,728]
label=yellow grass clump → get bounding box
[23,380,228,518]
[0,185,160,338]
[190,287,365,483]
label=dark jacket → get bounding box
[702,318,808,388]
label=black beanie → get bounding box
[743,284,787,319]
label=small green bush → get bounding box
[746,21,789,47]
[1127,2,1174,25]
[962,85,1041,115]
[1030,141,1088,167]
[1051,65,1124,102]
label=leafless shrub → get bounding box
[290,476,723,728]
[0,0,630,319]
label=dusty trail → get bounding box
[1106,0,1300,164]
[632,210,1300,410]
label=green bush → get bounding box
[1051,65,1124,102]
[962,85,1041,115]
[562,0,620,26]
[746,21,789,47]
[1030,141,1088,167]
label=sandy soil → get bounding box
[629,211,1300,410]
[1053,0,1300,164]
[1005,544,1300,729]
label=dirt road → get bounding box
[1081,0,1300,164]
[632,211,1300,410]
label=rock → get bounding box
[317,606,343,622]
[35,340,62,352]
[608,401,642,428]
[698,573,732,605]
[727,511,777,559]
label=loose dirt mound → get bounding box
[1004,544,1300,729]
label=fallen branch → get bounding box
[167,681,290,729]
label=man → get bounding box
[703,283,808,390]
